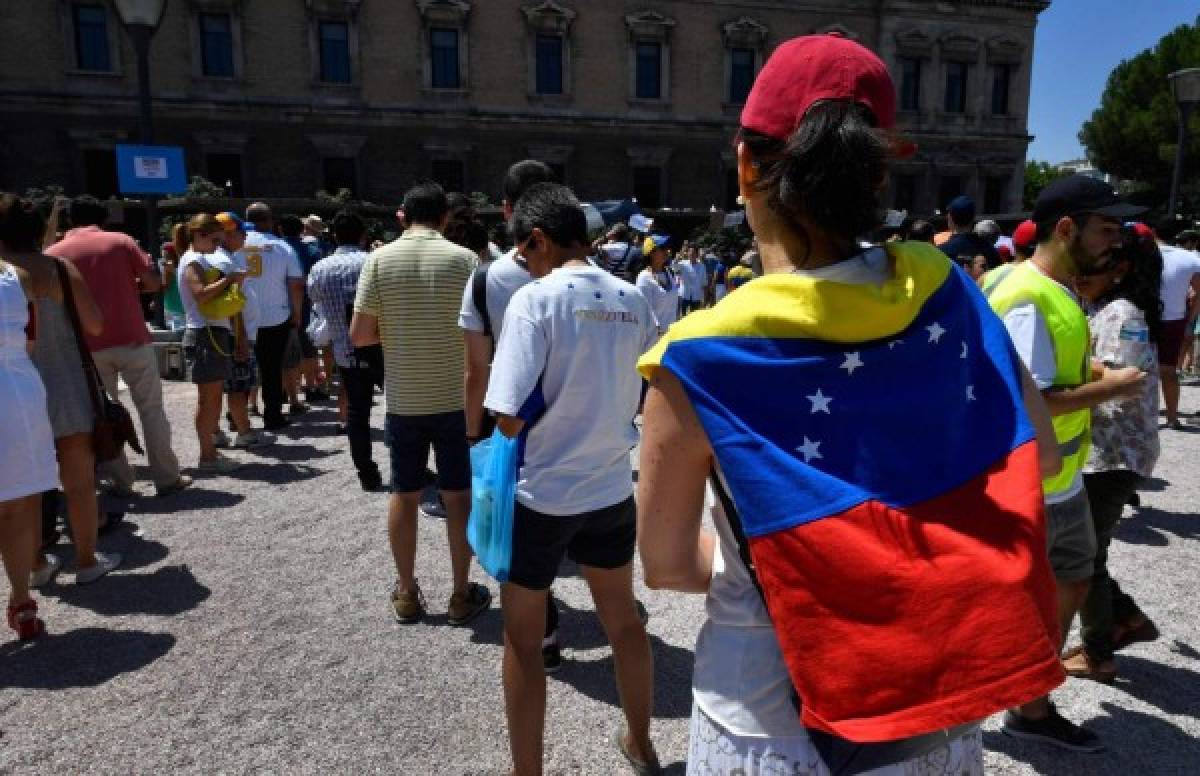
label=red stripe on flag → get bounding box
[750,440,1065,742]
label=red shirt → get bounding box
[47,226,152,352]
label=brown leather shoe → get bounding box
[1062,649,1117,684]
[446,582,491,626]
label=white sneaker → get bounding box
[233,431,276,449]
[30,553,63,588]
[213,430,232,448]
[198,454,241,474]
[75,551,122,585]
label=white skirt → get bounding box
[0,353,60,502]
[687,703,984,776]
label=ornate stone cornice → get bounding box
[722,16,768,48]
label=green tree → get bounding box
[1079,17,1200,206]
[1023,160,1069,210]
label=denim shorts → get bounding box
[384,411,471,493]
[183,327,233,385]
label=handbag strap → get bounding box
[52,257,104,417]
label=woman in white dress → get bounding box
[0,256,59,640]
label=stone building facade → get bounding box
[0,0,1049,215]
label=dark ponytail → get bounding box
[740,99,888,265]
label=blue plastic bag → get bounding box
[467,429,519,582]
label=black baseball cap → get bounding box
[1032,174,1146,224]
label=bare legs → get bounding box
[195,381,224,461]
[387,489,473,597]
[1,494,40,608]
[502,562,655,776]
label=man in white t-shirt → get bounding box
[484,183,661,775]
[214,213,275,450]
[242,203,305,431]
[1154,219,1200,428]
[460,159,566,672]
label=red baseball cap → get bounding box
[741,34,902,146]
[1012,219,1037,250]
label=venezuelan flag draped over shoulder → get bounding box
[639,242,1064,742]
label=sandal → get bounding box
[1062,648,1117,684]
[613,727,663,776]
[7,600,46,641]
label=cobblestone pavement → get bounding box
[2,379,1198,775]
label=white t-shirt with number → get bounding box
[484,265,659,515]
[239,230,303,329]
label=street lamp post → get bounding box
[114,0,167,326]
[1167,68,1200,220]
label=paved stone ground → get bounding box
[2,380,1198,775]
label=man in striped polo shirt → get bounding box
[351,182,491,626]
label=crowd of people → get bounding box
[2,30,1199,776]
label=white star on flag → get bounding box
[806,388,832,414]
[961,341,969,359]
[840,352,863,375]
[966,385,976,402]
[797,436,823,463]
[927,322,946,344]
[888,339,904,349]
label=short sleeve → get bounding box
[458,270,484,333]
[126,236,151,275]
[282,242,304,279]
[1002,303,1058,390]
[355,256,380,316]
[483,295,548,418]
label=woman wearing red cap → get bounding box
[636,35,1064,775]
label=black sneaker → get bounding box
[542,630,562,674]
[1002,708,1104,752]
[359,469,384,492]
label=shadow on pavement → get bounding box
[223,461,328,485]
[1135,476,1169,492]
[48,564,211,617]
[1116,506,1200,546]
[984,701,1200,775]
[1114,655,1200,719]
[0,627,175,690]
[128,486,247,514]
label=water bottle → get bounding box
[1116,319,1152,371]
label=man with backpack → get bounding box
[598,224,640,282]
[460,159,565,670]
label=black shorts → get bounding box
[1157,318,1188,366]
[385,411,471,493]
[508,496,637,590]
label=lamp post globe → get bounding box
[1167,68,1200,220]
[113,0,167,29]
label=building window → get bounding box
[430,27,461,89]
[991,64,1011,116]
[73,4,111,72]
[318,21,352,84]
[206,153,243,196]
[984,175,1007,214]
[534,34,564,95]
[728,48,755,105]
[635,42,662,100]
[431,159,465,193]
[899,58,921,111]
[199,13,235,78]
[82,148,118,198]
[938,176,964,211]
[322,157,357,196]
[893,174,918,213]
[633,166,663,209]
[944,62,968,113]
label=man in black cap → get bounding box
[986,174,1148,751]
[939,195,1000,274]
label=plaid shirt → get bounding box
[307,245,369,368]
